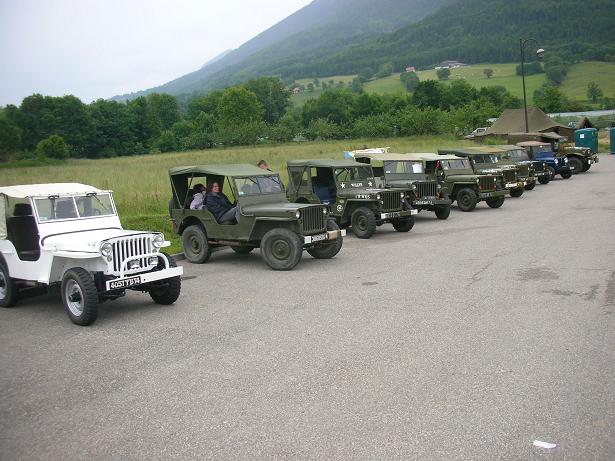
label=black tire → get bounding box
[61,268,98,326]
[149,254,181,305]
[261,228,303,271]
[486,196,505,208]
[582,163,591,172]
[509,187,524,198]
[350,207,377,239]
[456,188,477,212]
[231,246,254,254]
[568,157,583,175]
[434,205,451,220]
[538,175,550,185]
[561,170,572,179]
[524,182,536,191]
[546,166,556,180]
[307,220,343,259]
[182,225,211,263]
[391,216,415,232]
[0,260,18,308]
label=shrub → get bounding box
[35,134,69,159]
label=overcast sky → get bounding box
[0,0,312,106]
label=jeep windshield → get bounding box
[504,150,530,161]
[533,145,552,154]
[439,158,472,171]
[34,193,116,221]
[333,166,372,182]
[383,160,425,179]
[235,175,284,195]
[470,154,499,164]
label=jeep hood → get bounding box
[242,202,322,218]
[41,228,154,253]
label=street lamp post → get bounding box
[519,38,545,132]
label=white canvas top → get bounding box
[0,183,106,199]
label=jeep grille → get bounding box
[415,181,438,198]
[532,161,545,173]
[516,164,529,178]
[479,176,495,191]
[300,206,326,234]
[111,235,155,273]
[381,191,402,212]
[502,169,516,183]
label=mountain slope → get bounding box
[113,0,451,100]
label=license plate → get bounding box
[381,211,401,219]
[413,200,431,205]
[505,183,517,188]
[311,233,327,242]
[108,276,142,290]
[481,192,494,198]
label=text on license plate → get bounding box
[414,200,431,205]
[311,233,327,242]
[109,276,142,290]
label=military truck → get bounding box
[558,143,598,174]
[344,149,452,219]
[386,153,507,212]
[286,159,416,238]
[168,164,345,271]
[467,145,537,192]
[495,144,550,185]
[516,141,572,180]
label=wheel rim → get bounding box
[0,270,6,300]
[65,279,84,316]
[270,238,291,261]
[356,215,368,231]
[187,233,202,255]
[460,194,470,208]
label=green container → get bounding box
[611,128,615,154]
[575,128,598,154]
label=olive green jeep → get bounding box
[410,153,507,212]
[495,145,551,185]
[439,147,526,197]
[286,159,416,238]
[168,164,345,271]
[344,148,452,220]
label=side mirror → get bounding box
[536,48,545,59]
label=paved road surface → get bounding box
[2,156,614,460]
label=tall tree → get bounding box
[244,77,291,124]
[587,82,603,103]
[217,87,264,126]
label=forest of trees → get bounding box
[1,76,545,162]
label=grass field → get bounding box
[289,61,615,108]
[0,136,473,253]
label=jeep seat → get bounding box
[7,203,40,261]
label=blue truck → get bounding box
[516,141,572,180]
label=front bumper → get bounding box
[556,165,572,175]
[412,197,449,207]
[104,252,183,291]
[304,229,346,245]
[478,190,507,199]
[505,181,525,189]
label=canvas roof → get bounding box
[516,141,549,147]
[169,164,277,177]
[0,183,105,199]
[287,159,365,168]
[486,108,572,136]
[350,152,435,161]
[495,145,525,151]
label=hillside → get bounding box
[113,0,451,101]
[290,61,615,108]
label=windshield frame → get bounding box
[33,192,117,223]
[233,174,285,196]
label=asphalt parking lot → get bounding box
[2,155,614,460]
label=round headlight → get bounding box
[475,178,480,183]
[412,184,417,191]
[564,157,568,163]
[400,192,405,198]
[437,184,441,190]
[100,242,112,257]
[295,210,301,219]
[152,234,164,248]
[322,208,327,214]
[376,193,381,200]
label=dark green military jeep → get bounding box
[409,153,507,212]
[439,147,526,197]
[286,159,416,238]
[168,164,345,271]
[345,149,452,220]
[495,144,550,185]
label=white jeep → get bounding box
[0,183,183,325]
